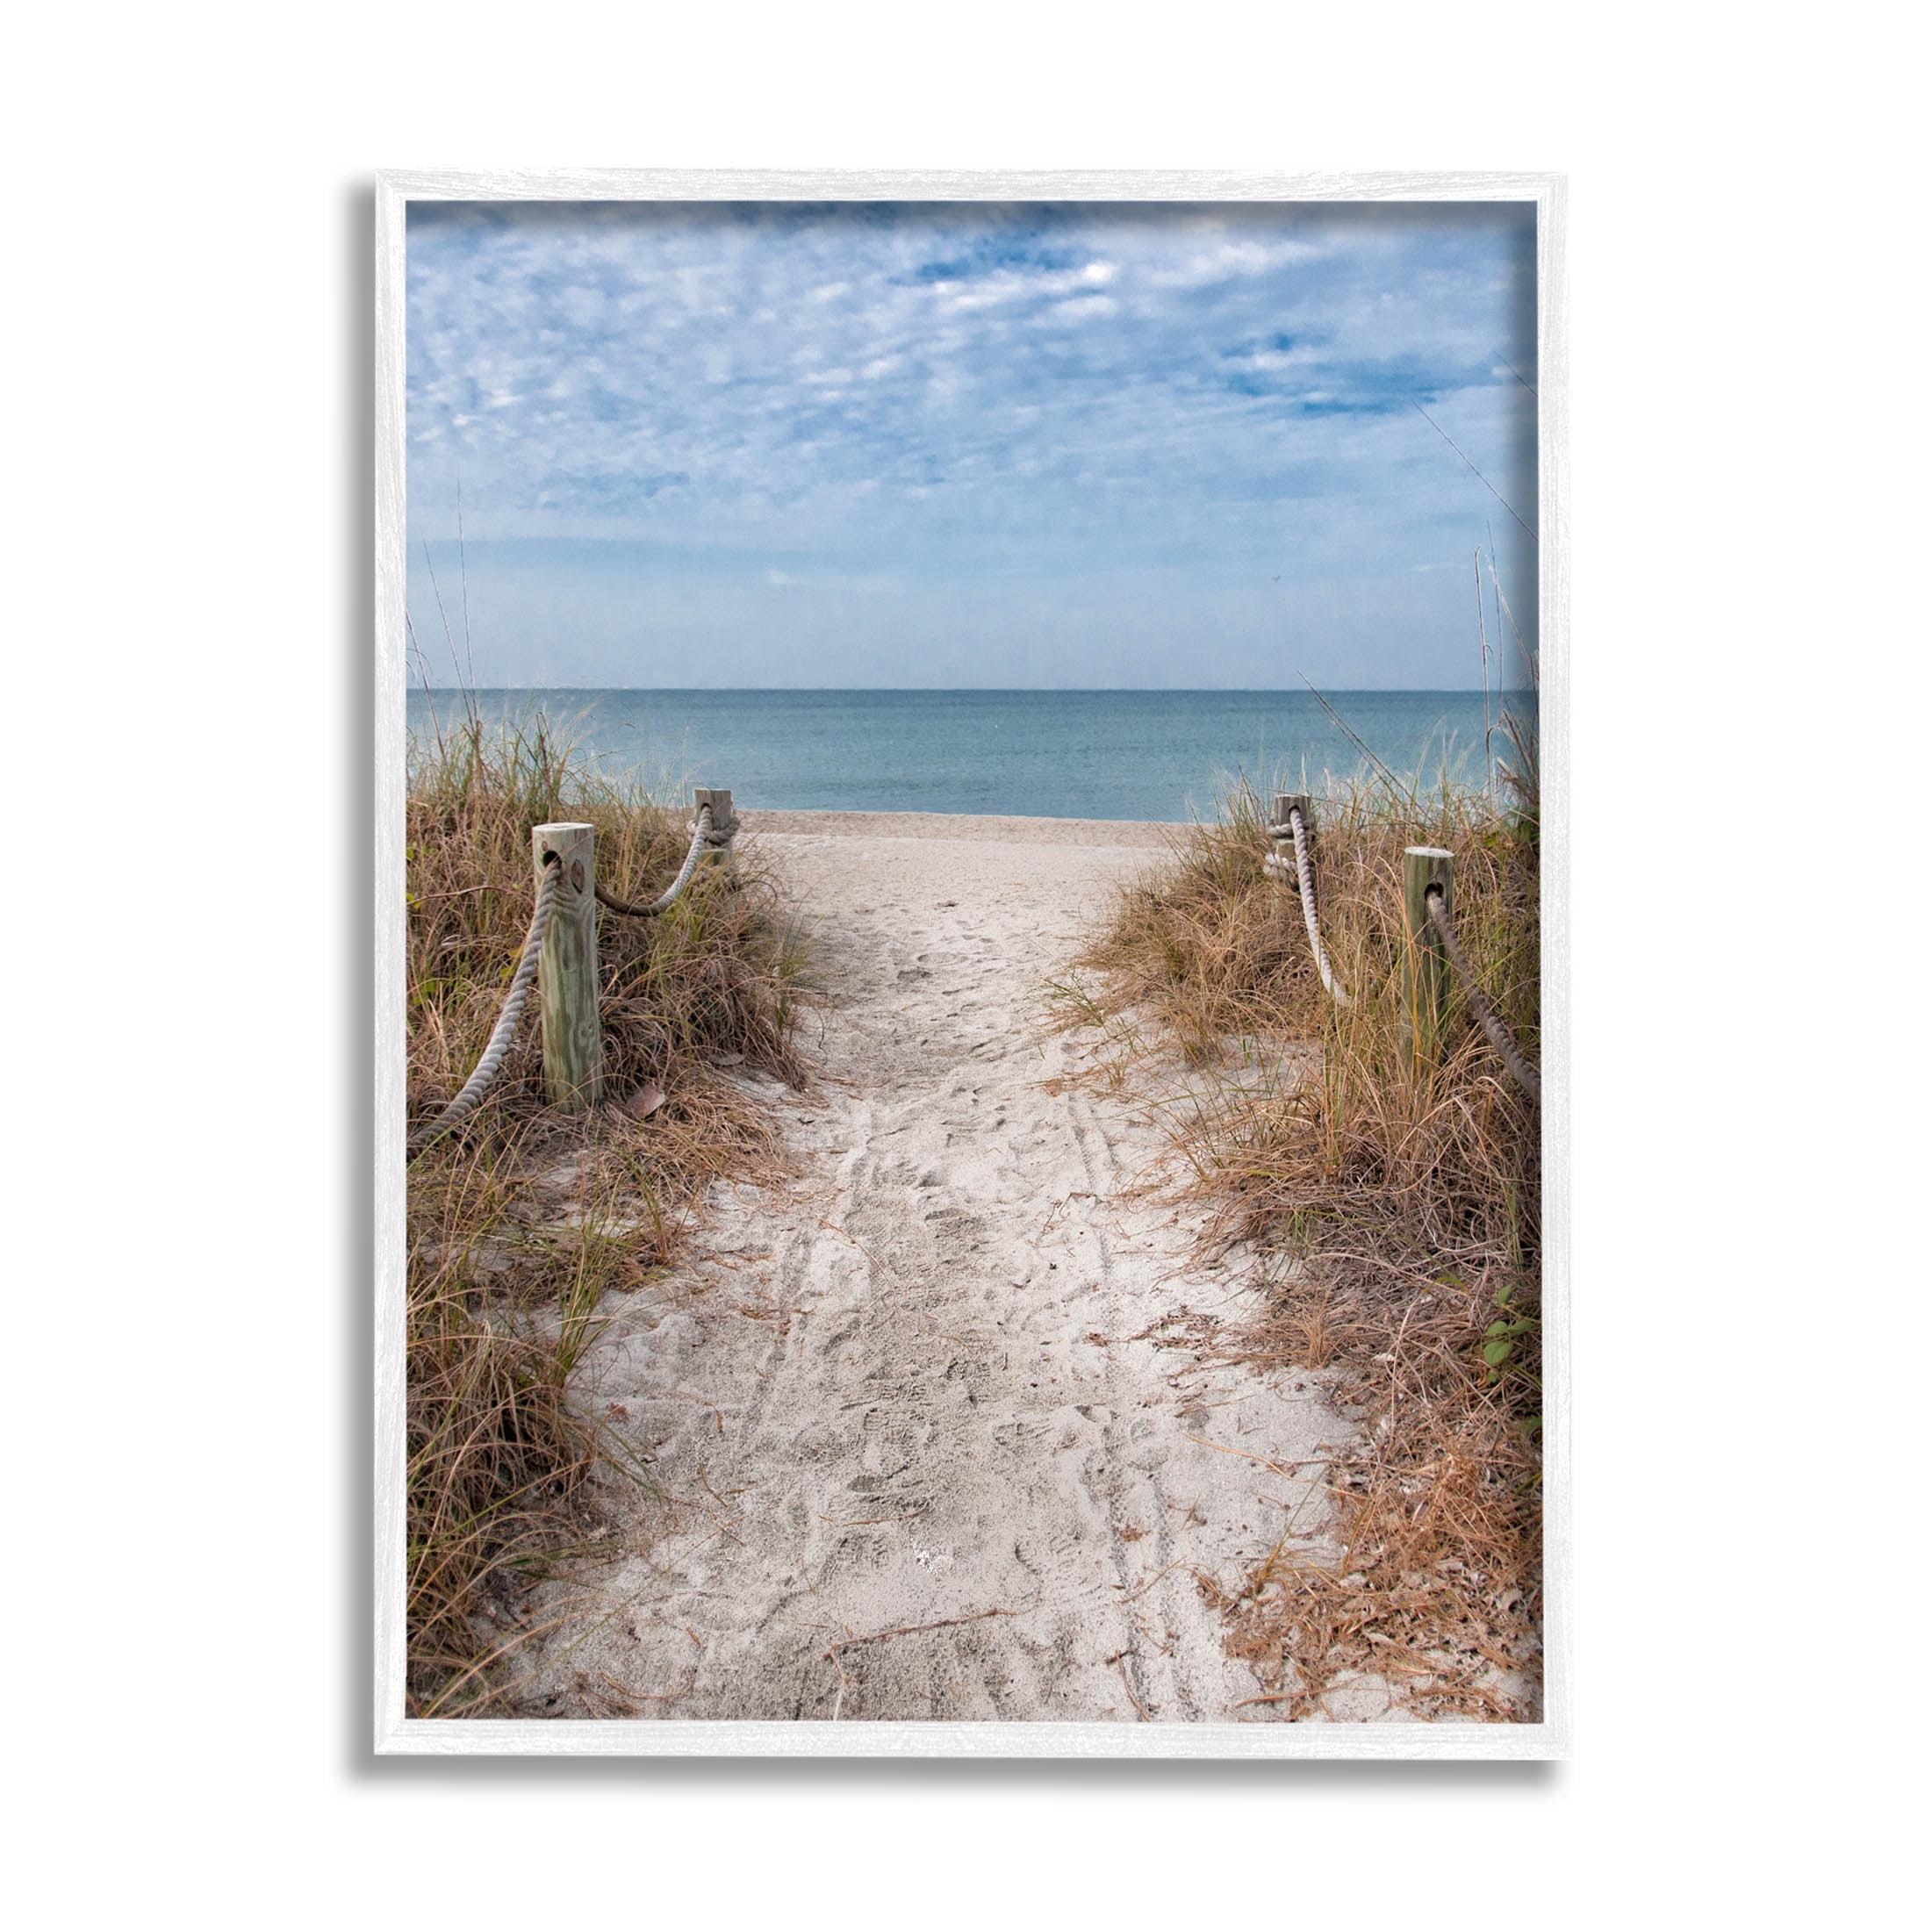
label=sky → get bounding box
[406,201,1537,690]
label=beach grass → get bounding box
[403,713,808,1715]
[1063,721,1543,1716]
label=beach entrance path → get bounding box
[521,811,1360,1724]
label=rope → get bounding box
[1425,887,1541,1105]
[593,806,720,918]
[406,853,563,1159]
[1266,808,1351,1007]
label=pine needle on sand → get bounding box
[1064,745,1543,1719]
[404,714,809,1715]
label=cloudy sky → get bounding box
[406,201,1536,689]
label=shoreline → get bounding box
[746,808,1179,849]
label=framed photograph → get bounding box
[376,169,1567,1757]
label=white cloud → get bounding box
[405,201,1538,682]
[1146,237,1326,290]
[935,259,1124,313]
[1053,295,1118,322]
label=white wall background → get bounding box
[5,4,1919,1921]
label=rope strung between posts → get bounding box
[1265,807,1351,1007]
[593,805,722,917]
[406,852,563,1159]
[1425,887,1542,1105]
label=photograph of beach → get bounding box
[399,195,1544,1731]
[18,0,1926,1889]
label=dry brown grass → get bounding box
[1067,745,1542,1719]
[404,713,808,1715]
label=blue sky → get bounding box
[406,201,1536,689]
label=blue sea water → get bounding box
[406,688,1527,823]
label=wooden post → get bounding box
[1403,846,1454,1073]
[693,787,736,863]
[532,821,602,1111]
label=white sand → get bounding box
[521,813,1367,1722]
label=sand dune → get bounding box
[521,814,1368,1723]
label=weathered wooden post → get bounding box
[1272,793,1312,886]
[693,787,737,865]
[532,821,602,1110]
[1403,845,1454,1073]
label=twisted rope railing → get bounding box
[1265,807,1351,1006]
[406,852,563,1159]
[1425,887,1541,1105]
[593,805,722,917]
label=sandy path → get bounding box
[523,812,1355,1723]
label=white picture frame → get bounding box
[374,168,1569,1759]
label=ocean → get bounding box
[405,688,1527,823]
